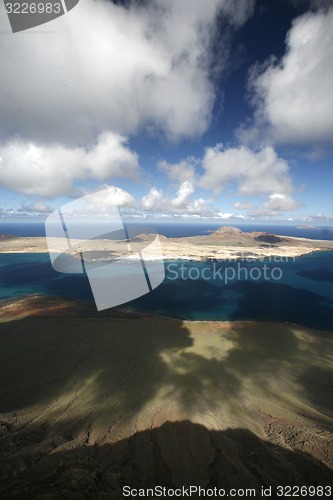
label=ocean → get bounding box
[1,221,333,240]
[0,223,332,330]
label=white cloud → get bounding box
[185,197,212,214]
[233,194,300,217]
[233,201,253,210]
[158,158,197,184]
[141,187,164,211]
[263,193,300,212]
[304,213,333,222]
[216,212,245,219]
[0,132,139,197]
[171,181,194,208]
[141,181,212,215]
[0,0,254,146]
[199,144,292,195]
[245,193,301,218]
[243,8,333,145]
[81,185,135,214]
[19,201,53,214]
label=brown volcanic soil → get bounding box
[0,297,332,498]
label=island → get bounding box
[1,226,333,260]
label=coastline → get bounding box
[1,229,333,260]
[1,294,332,334]
[2,246,333,330]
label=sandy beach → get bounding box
[0,296,332,497]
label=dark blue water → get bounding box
[0,249,332,330]
[0,222,46,237]
[131,252,333,329]
[1,221,333,240]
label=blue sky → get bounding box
[0,0,332,224]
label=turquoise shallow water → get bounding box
[0,250,332,330]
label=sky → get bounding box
[0,0,332,224]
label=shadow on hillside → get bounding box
[0,307,332,425]
[221,323,333,417]
[0,313,192,414]
[0,421,332,499]
[1,305,333,497]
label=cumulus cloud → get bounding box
[82,185,135,214]
[141,181,212,215]
[233,201,253,210]
[216,212,245,219]
[0,132,139,196]
[304,213,333,222]
[233,194,300,217]
[244,193,301,218]
[241,8,333,145]
[19,201,53,214]
[0,0,254,146]
[263,193,300,212]
[199,144,292,195]
[158,158,197,184]
[141,187,164,211]
[171,181,194,208]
